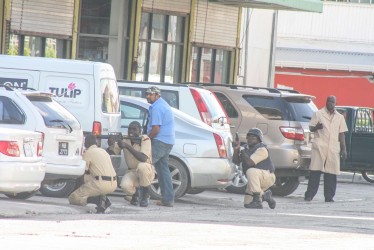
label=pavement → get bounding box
[0,172,370,218]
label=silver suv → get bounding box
[194,84,318,196]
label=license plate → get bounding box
[58,142,69,156]
[24,143,33,157]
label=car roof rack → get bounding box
[117,79,188,88]
[276,88,300,94]
[185,82,284,94]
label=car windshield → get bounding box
[27,96,81,130]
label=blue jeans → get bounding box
[151,139,174,203]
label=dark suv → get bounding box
[192,84,318,196]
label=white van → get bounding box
[0,55,121,143]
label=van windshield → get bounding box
[102,79,120,114]
[27,96,81,130]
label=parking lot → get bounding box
[0,174,373,249]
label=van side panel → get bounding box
[0,69,39,89]
[39,72,94,133]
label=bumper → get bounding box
[269,146,311,170]
[44,160,85,180]
[187,158,235,189]
[0,161,46,193]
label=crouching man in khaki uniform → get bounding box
[119,121,155,207]
[69,134,117,213]
[233,128,276,209]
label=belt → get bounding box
[95,176,117,181]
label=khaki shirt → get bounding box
[123,135,152,170]
[309,107,348,175]
[250,147,269,165]
[83,145,117,177]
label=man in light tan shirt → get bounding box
[69,134,117,213]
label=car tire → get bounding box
[39,180,77,198]
[149,157,189,200]
[361,171,374,183]
[270,177,300,196]
[5,191,38,200]
[225,164,247,194]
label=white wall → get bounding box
[237,9,275,87]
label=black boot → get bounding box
[244,192,263,209]
[130,188,140,206]
[139,186,150,207]
[87,196,100,205]
[95,195,110,214]
[262,190,276,209]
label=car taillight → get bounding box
[190,88,212,126]
[92,121,102,136]
[213,133,227,158]
[279,127,304,141]
[37,141,43,157]
[0,141,20,157]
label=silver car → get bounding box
[118,95,235,199]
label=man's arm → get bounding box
[240,150,256,167]
[118,140,148,162]
[148,125,160,139]
[339,132,347,160]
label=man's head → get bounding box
[246,128,263,146]
[128,121,142,137]
[145,86,161,104]
[85,134,97,149]
[326,95,336,113]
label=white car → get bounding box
[0,87,85,197]
[0,128,45,199]
[118,95,235,199]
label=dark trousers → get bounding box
[305,170,337,201]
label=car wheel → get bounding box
[5,191,38,200]
[225,164,247,194]
[361,171,374,183]
[187,188,205,195]
[149,157,189,200]
[39,180,77,198]
[270,177,300,196]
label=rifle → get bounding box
[95,133,142,145]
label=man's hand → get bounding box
[232,132,240,150]
[315,122,323,130]
[341,150,347,160]
[117,140,130,149]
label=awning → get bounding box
[209,0,323,13]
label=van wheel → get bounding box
[361,171,374,183]
[5,191,38,200]
[39,180,77,198]
[149,158,189,200]
[270,177,300,196]
[225,164,247,194]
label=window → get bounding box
[214,92,238,118]
[101,79,120,114]
[190,46,231,84]
[7,34,69,58]
[0,97,25,124]
[27,96,81,130]
[120,102,148,130]
[136,13,185,83]
[244,96,285,120]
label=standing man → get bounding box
[69,134,117,213]
[233,128,276,209]
[118,121,155,207]
[305,95,348,202]
[145,86,175,207]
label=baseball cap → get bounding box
[145,86,161,95]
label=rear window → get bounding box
[28,96,81,130]
[195,88,228,122]
[243,95,317,121]
[102,79,120,113]
[118,86,179,108]
[0,96,25,124]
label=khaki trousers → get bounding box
[68,174,117,206]
[244,168,276,204]
[120,162,155,200]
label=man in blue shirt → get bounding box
[146,86,175,207]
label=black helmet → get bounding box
[247,128,263,142]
